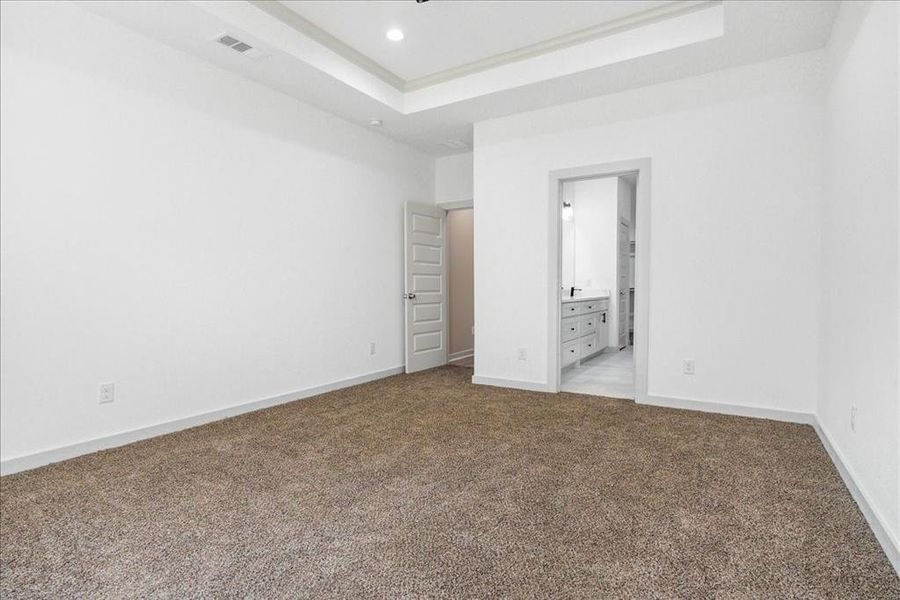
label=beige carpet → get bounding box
[1,366,897,598]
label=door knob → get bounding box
[403,293,417,299]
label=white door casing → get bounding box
[404,203,448,373]
[547,158,650,400]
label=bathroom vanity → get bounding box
[561,295,609,368]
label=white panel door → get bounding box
[404,203,448,373]
[618,220,629,349]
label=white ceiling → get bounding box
[281,1,672,81]
[81,1,840,156]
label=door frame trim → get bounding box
[547,158,651,400]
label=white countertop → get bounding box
[561,294,609,304]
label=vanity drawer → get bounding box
[561,302,581,318]
[561,317,581,342]
[561,340,580,366]
[580,313,598,334]
[579,299,607,313]
[580,334,601,359]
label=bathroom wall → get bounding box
[569,177,617,296]
[561,213,576,288]
[564,176,628,349]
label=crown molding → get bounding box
[254,0,721,94]
[404,1,720,91]
[248,0,405,90]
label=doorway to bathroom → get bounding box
[547,159,650,400]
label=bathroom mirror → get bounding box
[561,201,576,290]
[560,176,633,298]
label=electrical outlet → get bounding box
[99,382,115,404]
[683,360,695,375]
[368,342,376,356]
[850,405,857,432]
[517,348,527,361]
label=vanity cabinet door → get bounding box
[561,317,581,342]
[580,334,600,358]
[580,314,597,335]
[562,340,580,367]
[597,312,609,350]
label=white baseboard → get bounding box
[471,375,551,392]
[4,367,897,576]
[811,418,900,575]
[448,349,474,362]
[0,365,404,477]
[639,394,816,424]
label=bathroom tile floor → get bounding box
[561,347,634,399]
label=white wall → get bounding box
[0,2,434,463]
[820,0,899,558]
[567,177,617,293]
[564,176,622,348]
[561,213,576,289]
[434,152,474,206]
[473,50,825,413]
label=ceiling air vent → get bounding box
[214,34,264,58]
[216,34,241,47]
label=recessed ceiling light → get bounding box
[368,119,383,127]
[386,28,404,42]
